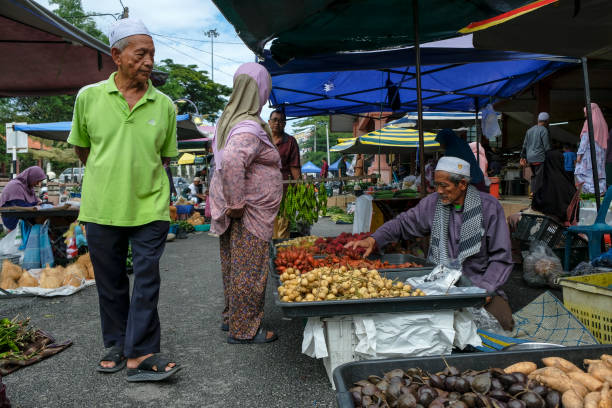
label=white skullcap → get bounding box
[108,18,151,48]
[538,112,550,122]
[435,156,471,178]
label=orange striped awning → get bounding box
[459,0,558,33]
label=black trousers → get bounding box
[86,221,169,358]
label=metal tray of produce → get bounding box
[270,252,433,278]
[273,269,487,318]
[332,345,612,408]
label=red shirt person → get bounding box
[269,110,301,181]
[269,110,301,238]
[320,158,329,178]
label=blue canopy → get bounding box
[13,114,202,142]
[301,161,321,174]
[328,158,347,171]
[261,47,576,117]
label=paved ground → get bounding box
[1,218,552,407]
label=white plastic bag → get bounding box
[481,104,502,139]
[302,317,328,358]
[354,312,455,358]
[453,309,483,349]
[0,223,23,256]
[352,195,373,234]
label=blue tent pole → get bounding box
[413,0,426,195]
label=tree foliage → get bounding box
[49,0,108,43]
[156,59,231,121]
[292,116,353,166]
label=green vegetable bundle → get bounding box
[279,183,327,227]
[0,317,37,360]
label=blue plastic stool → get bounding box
[565,187,612,270]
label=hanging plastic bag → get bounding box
[481,104,502,139]
[522,240,563,287]
[21,220,54,270]
[352,195,373,234]
[0,221,23,256]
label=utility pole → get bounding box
[205,29,219,82]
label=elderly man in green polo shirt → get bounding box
[68,18,180,382]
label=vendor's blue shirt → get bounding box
[564,151,577,171]
[1,200,36,230]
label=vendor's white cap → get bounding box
[435,156,471,178]
[108,18,151,48]
[538,112,550,122]
[193,177,201,182]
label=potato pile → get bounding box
[348,354,612,408]
[186,212,205,226]
[0,254,95,290]
[278,266,425,302]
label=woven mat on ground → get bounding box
[476,291,598,352]
[0,330,72,376]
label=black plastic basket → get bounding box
[514,213,567,248]
[333,345,612,408]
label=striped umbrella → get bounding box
[331,125,440,154]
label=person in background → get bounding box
[320,158,329,179]
[520,112,551,196]
[268,109,301,239]
[346,156,514,330]
[575,103,608,194]
[210,62,282,344]
[68,18,179,380]
[532,149,579,224]
[424,158,436,192]
[354,154,365,177]
[562,144,577,182]
[0,166,46,231]
[188,177,206,204]
[488,147,502,177]
[469,141,488,177]
[435,129,487,192]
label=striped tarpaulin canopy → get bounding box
[331,125,440,154]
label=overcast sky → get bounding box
[38,0,274,124]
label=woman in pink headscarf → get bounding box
[469,142,488,176]
[575,103,608,194]
[0,166,46,231]
[209,63,282,344]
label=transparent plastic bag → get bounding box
[522,240,563,287]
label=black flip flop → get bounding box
[227,328,278,344]
[97,345,126,373]
[221,323,229,332]
[126,354,181,382]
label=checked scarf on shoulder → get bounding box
[429,184,484,266]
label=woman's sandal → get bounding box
[227,328,278,344]
[96,345,126,373]
[126,354,181,382]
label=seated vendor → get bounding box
[188,176,207,204]
[0,166,46,231]
[347,156,514,330]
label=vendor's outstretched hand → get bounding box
[344,237,376,258]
